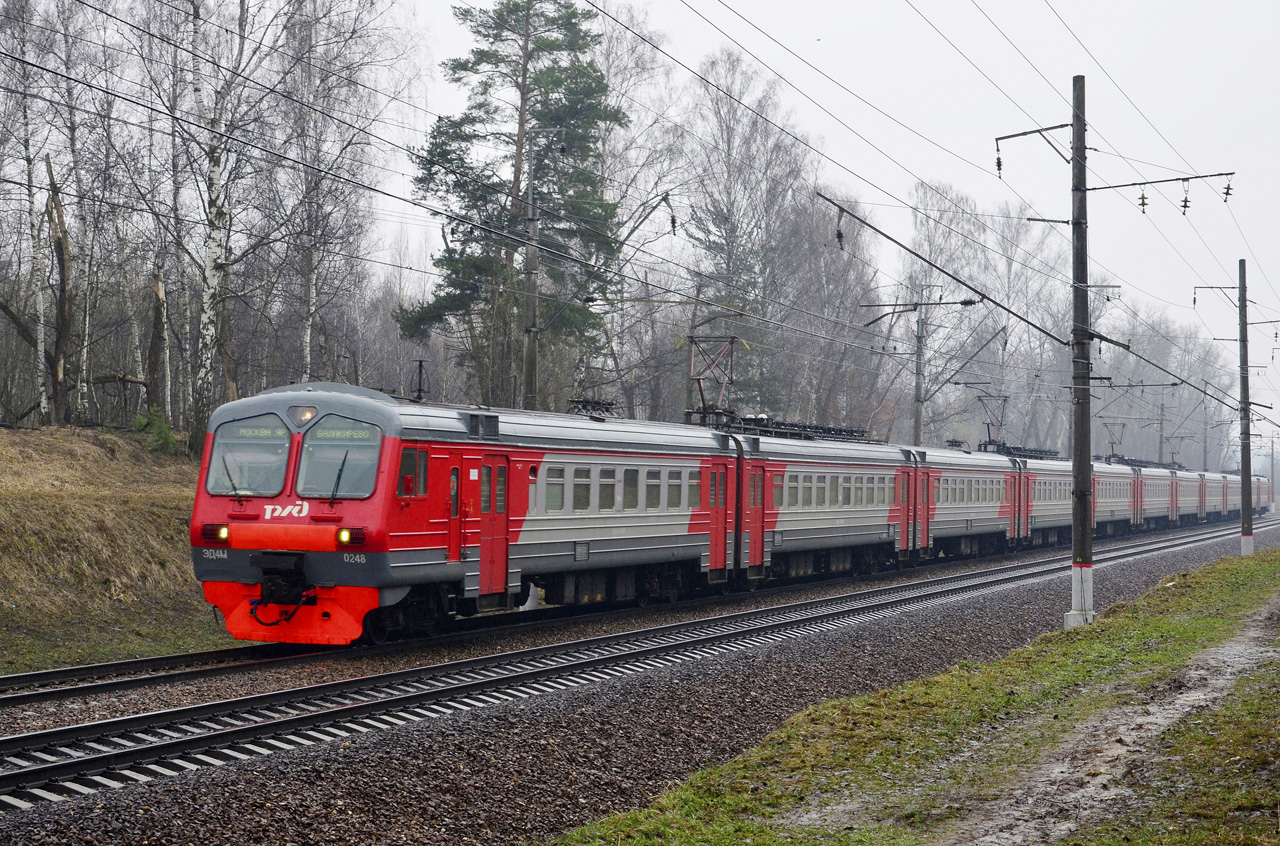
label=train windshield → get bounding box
[296,415,382,500]
[206,413,290,497]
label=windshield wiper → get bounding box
[329,450,349,507]
[222,455,244,506]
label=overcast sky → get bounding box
[400,0,1280,437]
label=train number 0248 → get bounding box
[342,553,367,564]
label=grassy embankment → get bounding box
[552,551,1280,846]
[0,428,236,673]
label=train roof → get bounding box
[209,386,1276,481]
[211,383,735,457]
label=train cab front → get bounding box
[190,388,395,645]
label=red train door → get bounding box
[742,464,765,569]
[441,453,462,562]
[479,454,509,595]
[709,460,730,571]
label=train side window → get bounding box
[815,475,827,507]
[546,466,565,513]
[417,451,429,496]
[841,476,851,506]
[496,466,506,514]
[573,467,592,512]
[599,468,616,512]
[623,468,639,510]
[877,477,888,506]
[772,473,783,508]
[397,448,418,497]
[801,475,813,508]
[688,470,701,509]
[450,468,459,518]
[830,476,838,506]
[854,476,864,506]
[787,474,799,508]
[481,466,492,514]
[646,469,662,510]
[668,470,683,510]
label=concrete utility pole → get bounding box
[1202,391,1210,472]
[913,310,925,446]
[1238,258,1253,555]
[522,176,540,411]
[1066,74,1095,629]
[1157,396,1166,464]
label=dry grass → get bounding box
[0,427,236,671]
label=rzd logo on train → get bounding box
[264,501,310,520]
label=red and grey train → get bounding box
[190,383,1271,645]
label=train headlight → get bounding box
[202,523,230,543]
[288,405,318,427]
[336,527,366,546]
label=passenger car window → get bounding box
[573,467,592,512]
[646,469,662,510]
[546,466,565,512]
[599,468,616,512]
[623,469,639,510]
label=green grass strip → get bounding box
[549,549,1280,846]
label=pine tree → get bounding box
[398,0,625,408]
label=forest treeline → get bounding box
[0,0,1240,467]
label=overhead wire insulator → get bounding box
[1138,188,1148,214]
[1181,180,1190,215]
[835,207,846,251]
[1223,179,1233,202]
[995,141,1002,179]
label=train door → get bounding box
[916,465,931,552]
[1021,472,1034,541]
[392,443,430,549]
[895,451,922,555]
[708,460,730,571]
[437,451,463,562]
[478,454,509,595]
[1134,471,1144,525]
[741,463,765,570]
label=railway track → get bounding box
[2,517,1260,709]
[0,518,1262,811]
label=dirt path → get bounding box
[928,595,1280,845]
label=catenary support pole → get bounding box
[913,310,924,446]
[522,176,540,411]
[1066,74,1095,630]
[1239,258,1253,554]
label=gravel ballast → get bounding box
[3,527,1276,845]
